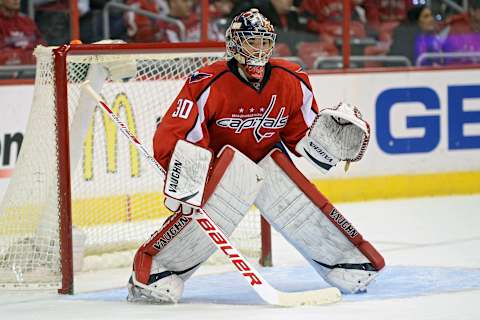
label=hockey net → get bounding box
[0,43,271,293]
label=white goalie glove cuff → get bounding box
[296,102,370,173]
[295,135,339,173]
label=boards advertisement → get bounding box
[1,68,479,202]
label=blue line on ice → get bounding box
[66,265,480,305]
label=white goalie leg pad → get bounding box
[129,146,264,303]
[255,150,384,294]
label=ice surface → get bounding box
[68,265,480,304]
[2,195,480,320]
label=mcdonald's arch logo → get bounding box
[83,93,140,180]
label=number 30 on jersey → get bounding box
[172,98,194,119]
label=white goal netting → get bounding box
[0,44,262,291]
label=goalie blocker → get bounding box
[256,149,385,293]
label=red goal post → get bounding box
[0,42,271,294]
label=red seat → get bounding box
[317,21,367,44]
[363,42,390,67]
[378,21,399,43]
[272,42,292,57]
[351,21,367,38]
[0,49,36,65]
[297,41,338,69]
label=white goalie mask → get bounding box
[226,8,276,78]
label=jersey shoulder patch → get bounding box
[186,60,229,97]
[195,60,228,79]
[188,71,213,84]
[269,58,311,89]
[269,58,304,73]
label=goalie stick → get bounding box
[80,80,341,307]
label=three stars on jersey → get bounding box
[238,107,265,113]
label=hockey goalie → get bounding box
[127,8,385,303]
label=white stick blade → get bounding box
[276,287,342,307]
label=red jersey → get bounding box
[0,11,45,65]
[364,0,412,25]
[446,13,478,35]
[153,59,318,170]
[0,11,45,50]
[125,0,165,42]
[300,0,366,38]
[155,15,224,42]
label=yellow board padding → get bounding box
[312,171,480,203]
[3,171,477,232]
[72,192,170,227]
[0,204,44,235]
[72,171,480,227]
[128,192,169,222]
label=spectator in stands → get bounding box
[80,0,127,43]
[230,0,315,55]
[155,0,224,42]
[127,0,224,42]
[442,0,480,64]
[364,0,411,25]
[125,0,168,42]
[363,0,413,40]
[211,0,235,20]
[389,5,444,66]
[34,0,126,45]
[33,0,69,45]
[446,0,480,35]
[299,0,368,41]
[232,0,308,32]
[0,0,46,65]
[209,0,234,33]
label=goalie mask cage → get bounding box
[0,42,272,294]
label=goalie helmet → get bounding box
[226,8,276,68]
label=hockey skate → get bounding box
[127,270,184,304]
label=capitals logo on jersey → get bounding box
[216,95,288,143]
